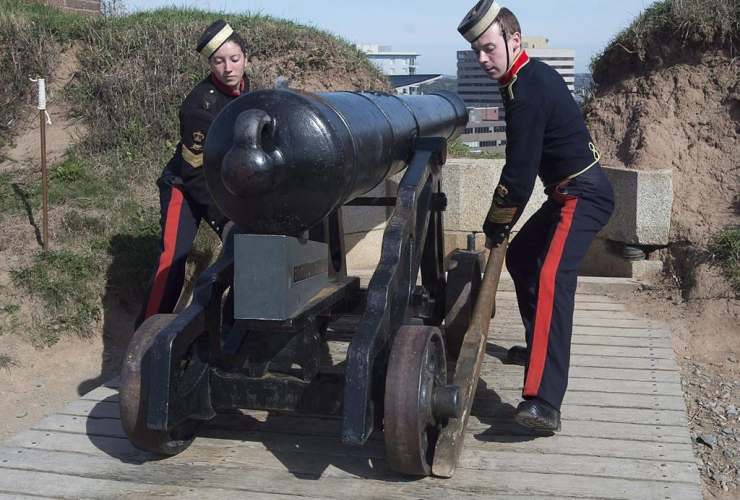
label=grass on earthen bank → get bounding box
[590,0,740,83]
[711,226,740,294]
[0,354,13,370]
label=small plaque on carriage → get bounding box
[234,234,329,321]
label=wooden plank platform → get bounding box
[0,276,702,499]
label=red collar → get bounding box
[210,73,246,97]
[499,50,529,87]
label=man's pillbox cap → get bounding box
[458,0,502,43]
[196,19,234,59]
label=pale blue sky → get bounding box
[125,0,655,75]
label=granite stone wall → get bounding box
[344,158,673,279]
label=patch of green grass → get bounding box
[34,329,60,348]
[50,156,85,182]
[3,153,123,213]
[11,249,103,341]
[11,249,101,308]
[52,299,101,336]
[62,210,106,236]
[0,354,13,369]
[1,304,20,314]
[48,154,122,209]
[0,155,125,224]
[0,303,22,336]
[0,170,29,217]
[711,226,740,293]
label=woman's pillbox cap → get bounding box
[196,20,234,59]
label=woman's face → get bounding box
[209,41,247,90]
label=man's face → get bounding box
[209,41,247,90]
[471,23,518,80]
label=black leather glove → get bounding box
[482,219,510,247]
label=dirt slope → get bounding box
[587,50,739,248]
[586,46,740,499]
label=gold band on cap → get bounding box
[200,24,234,59]
[459,1,501,42]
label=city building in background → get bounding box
[457,37,575,153]
[387,74,443,95]
[358,44,441,95]
[463,107,507,152]
[359,44,419,75]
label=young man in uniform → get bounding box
[458,1,615,431]
[135,20,249,329]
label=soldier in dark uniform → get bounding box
[136,20,249,329]
[458,1,615,431]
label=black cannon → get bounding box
[119,89,495,476]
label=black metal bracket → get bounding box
[341,137,447,445]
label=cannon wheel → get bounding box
[384,325,447,476]
[444,251,482,359]
[119,314,200,455]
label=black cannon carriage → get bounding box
[119,88,506,476]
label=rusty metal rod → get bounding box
[432,238,509,478]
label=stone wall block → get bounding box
[600,166,673,246]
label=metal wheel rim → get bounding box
[384,325,447,476]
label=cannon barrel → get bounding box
[203,89,468,235]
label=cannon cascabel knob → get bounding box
[221,109,285,198]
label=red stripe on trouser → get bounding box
[523,196,578,397]
[144,188,184,320]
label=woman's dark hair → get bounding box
[224,32,247,55]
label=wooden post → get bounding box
[40,108,48,250]
[432,239,508,478]
[36,78,49,250]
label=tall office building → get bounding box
[457,37,575,153]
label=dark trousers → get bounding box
[135,171,214,329]
[506,166,614,410]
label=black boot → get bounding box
[506,345,527,366]
[515,398,561,431]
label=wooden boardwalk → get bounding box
[0,276,702,500]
